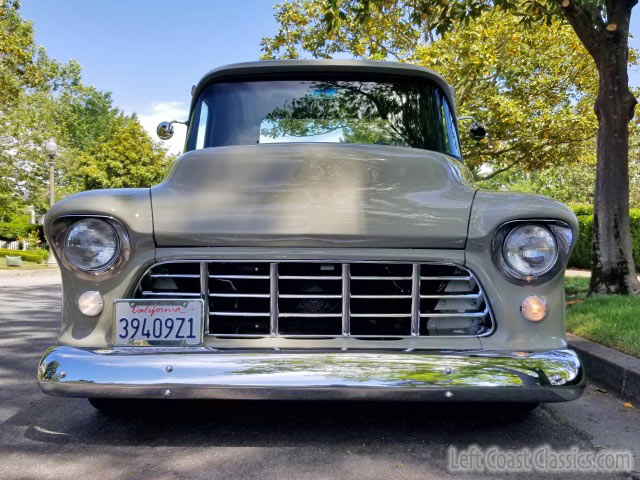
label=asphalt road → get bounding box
[1,272,640,480]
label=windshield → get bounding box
[186,76,460,156]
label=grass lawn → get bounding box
[564,276,640,358]
[0,257,50,270]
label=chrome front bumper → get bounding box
[37,347,585,402]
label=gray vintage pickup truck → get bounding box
[38,60,584,411]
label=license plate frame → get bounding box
[112,298,205,346]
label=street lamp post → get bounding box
[45,139,57,207]
[44,139,58,266]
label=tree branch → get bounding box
[474,159,520,181]
[557,0,604,64]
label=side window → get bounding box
[195,100,209,150]
[441,98,461,157]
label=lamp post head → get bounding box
[45,139,57,157]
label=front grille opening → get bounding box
[279,297,341,315]
[279,262,341,277]
[351,316,411,336]
[420,316,492,336]
[139,262,200,297]
[279,279,342,295]
[210,296,270,313]
[279,316,342,336]
[350,297,411,315]
[211,315,270,335]
[209,262,270,276]
[135,261,494,338]
[210,278,270,295]
[350,263,412,277]
[350,279,411,296]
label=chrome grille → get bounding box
[136,261,493,338]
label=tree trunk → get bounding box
[590,26,640,294]
[562,0,640,294]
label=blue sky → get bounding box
[19,0,640,152]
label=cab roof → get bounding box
[190,60,456,115]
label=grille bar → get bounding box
[141,291,201,297]
[136,261,494,338]
[209,293,270,298]
[211,312,270,317]
[342,263,350,336]
[269,263,278,335]
[410,264,420,336]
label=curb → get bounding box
[567,332,640,404]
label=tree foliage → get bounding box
[0,3,172,218]
[262,1,602,180]
[72,116,170,190]
[265,0,640,294]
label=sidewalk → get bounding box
[0,266,61,288]
[566,268,640,280]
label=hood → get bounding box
[150,144,476,248]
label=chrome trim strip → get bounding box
[209,274,270,279]
[200,262,209,333]
[342,263,350,336]
[421,276,471,281]
[419,309,489,318]
[141,292,201,297]
[151,274,200,278]
[279,275,342,280]
[410,264,420,336]
[420,293,481,299]
[211,312,270,317]
[352,294,411,299]
[280,294,342,299]
[270,263,278,335]
[351,276,412,280]
[210,293,270,298]
[38,347,585,402]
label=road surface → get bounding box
[0,271,638,479]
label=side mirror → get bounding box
[458,116,487,141]
[469,121,487,141]
[157,121,175,140]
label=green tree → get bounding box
[71,116,171,191]
[264,0,640,294]
[0,2,172,218]
[262,4,600,180]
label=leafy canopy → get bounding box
[262,1,602,180]
[0,2,173,218]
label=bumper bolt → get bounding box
[163,389,172,397]
[445,391,453,399]
[166,365,173,373]
[444,367,452,375]
[59,371,66,378]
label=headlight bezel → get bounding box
[491,219,574,286]
[50,215,130,280]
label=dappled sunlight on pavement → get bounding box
[0,272,638,479]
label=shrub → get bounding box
[567,208,640,270]
[567,203,593,216]
[0,222,44,242]
[0,248,49,264]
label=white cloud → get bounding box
[136,101,189,155]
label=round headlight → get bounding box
[503,224,558,277]
[64,218,120,271]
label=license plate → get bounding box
[113,299,204,346]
